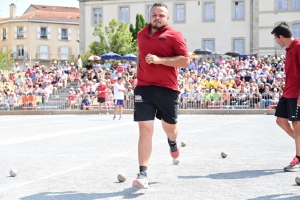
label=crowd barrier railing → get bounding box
[0,93,279,111]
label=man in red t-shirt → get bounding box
[97,79,108,115]
[132,2,189,189]
[272,22,300,172]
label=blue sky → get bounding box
[0,0,79,18]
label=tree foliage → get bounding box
[130,14,148,41]
[0,50,15,70]
[92,22,109,55]
[90,18,137,56]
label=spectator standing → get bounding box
[271,22,300,171]
[132,2,189,189]
[97,79,109,115]
[76,55,82,69]
[113,77,126,120]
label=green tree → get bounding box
[91,19,137,56]
[0,50,14,70]
[92,22,109,55]
[130,14,148,41]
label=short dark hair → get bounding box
[151,2,168,10]
[271,22,292,38]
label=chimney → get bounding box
[9,3,16,18]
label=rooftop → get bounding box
[12,10,79,23]
[25,4,79,14]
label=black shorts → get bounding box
[275,97,300,121]
[134,86,179,124]
[97,98,106,103]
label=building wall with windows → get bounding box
[79,0,251,55]
[79,0,300,57]
[0,4,79,68]
[257,0,300,55]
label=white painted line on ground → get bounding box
[0,137,165,192]
[0,121,135,146]
[0,115,74,122]
[0,119,80,130]
[190,116,255,133]
[0,163,94,193]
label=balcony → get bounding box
[11,52,28,59]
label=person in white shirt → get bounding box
[122,60,129,69]
[76,55,82,69]
[113,77,126,120]
[12,63,20,73]
[60,71,68,89]
[23,63,30,72]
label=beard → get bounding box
[151,22,166,30]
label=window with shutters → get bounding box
[40,46,48,59]
[40,27,47,39]
[17,45,24,57]
[2,46,7,52]
[3,28,7,40]
[17,27,24,39]
[61,46,69,60]
[61,28,68,40]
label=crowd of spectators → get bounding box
[0,57,137,110]
[0,53,285,110]
[178,53,285,109]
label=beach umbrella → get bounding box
[122,54,137,61]
[101,52,122,60]
[88,55,101,61]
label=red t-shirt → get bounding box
[97,84,106,98]
[283,38,300,98]
[137,24,189,91]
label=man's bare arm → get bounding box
[146,53,189,68]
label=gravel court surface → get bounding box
[0,114,300,199]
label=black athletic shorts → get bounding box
[275,97,300,121]
[134,85,179,124]
[97,98,106,103]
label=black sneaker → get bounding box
[132,172,149,189]
[284,157,300,172]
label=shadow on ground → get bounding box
[20,182,158,200]
[248,193,300,200]
[178,169,284,180]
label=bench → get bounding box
[268,105,277,110]
[38,106,58,110]
[22,106,38,110]
[228,105,249,109]
[207,105,227,109]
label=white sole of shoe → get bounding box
[132,179,149,189]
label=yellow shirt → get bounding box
[226,80,235,88]
[204,80,211,89]
[210,80,221,89]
